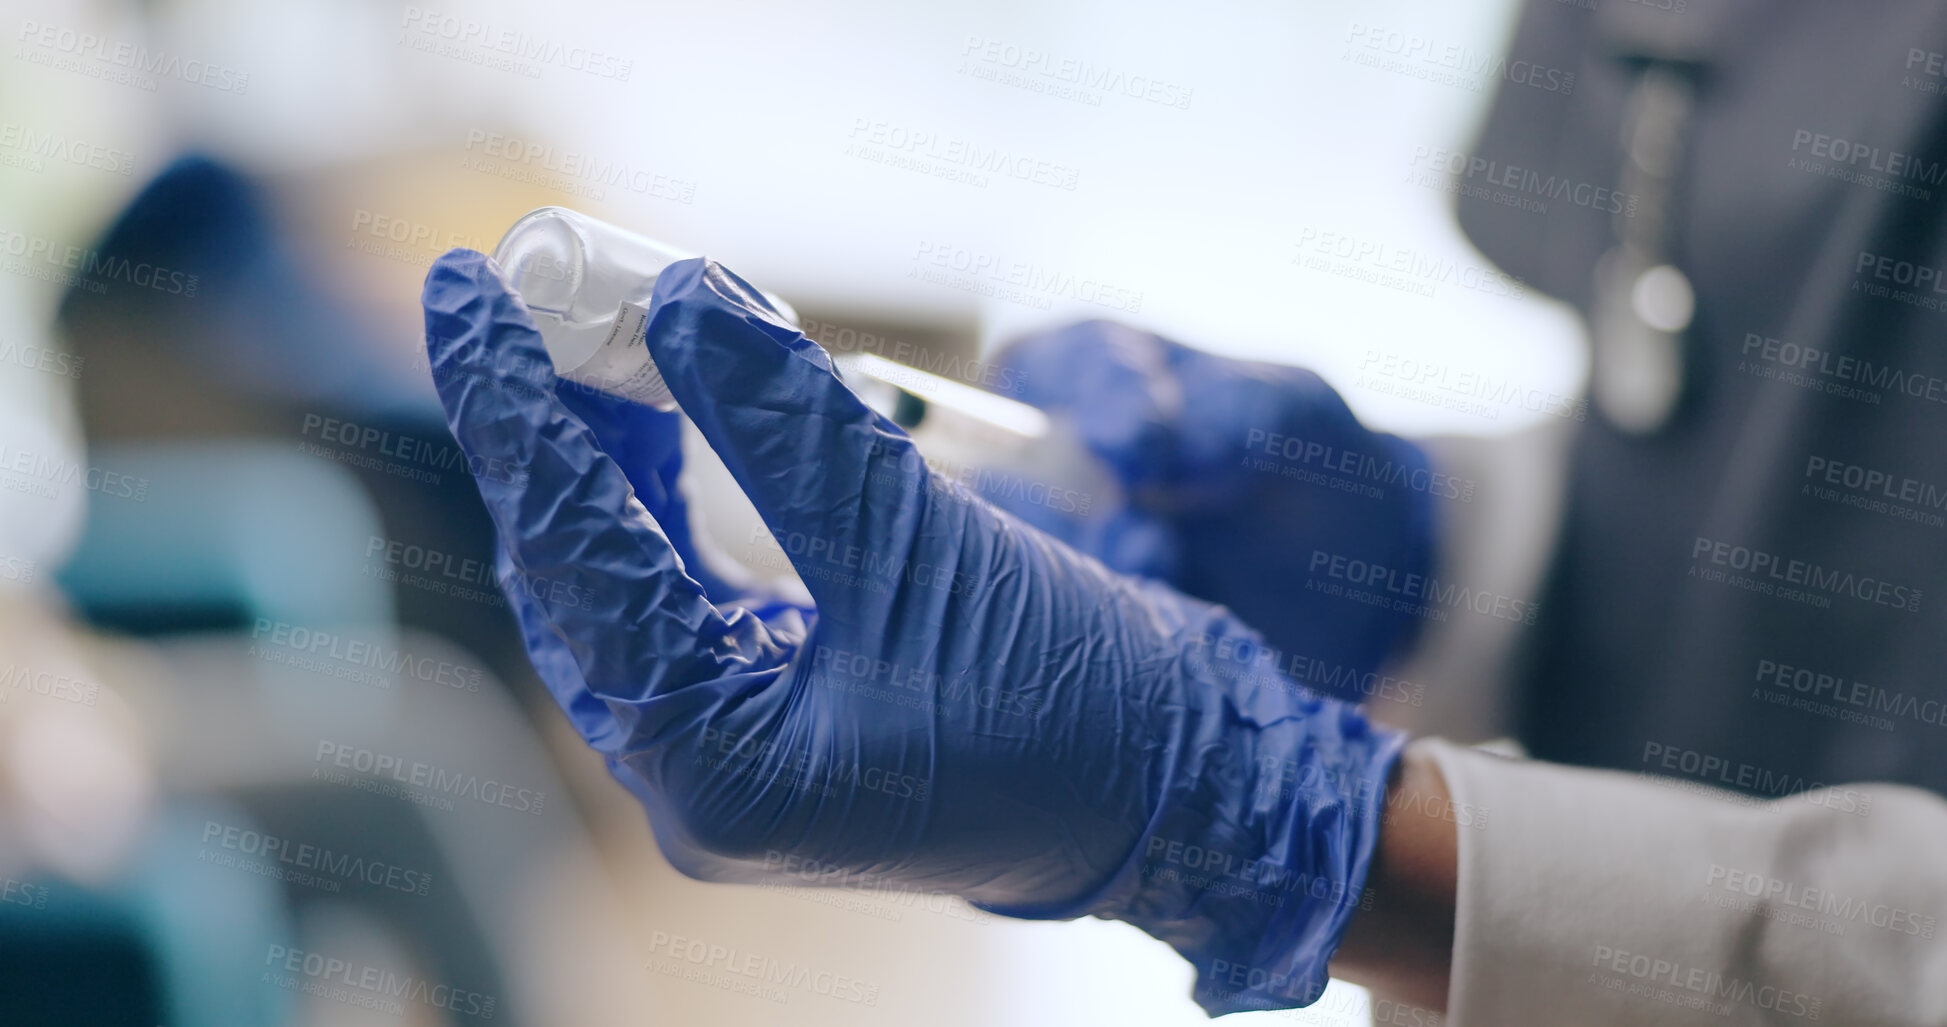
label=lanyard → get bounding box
[1588,63,1696,432]
[1584,0,1742,432]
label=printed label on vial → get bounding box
[568,300,672,407]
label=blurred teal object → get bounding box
[0,875,165,1025]
[0,801,295,1026]
[42,438,393,1026]
[58,441,393,635]
[120,802,298,1026]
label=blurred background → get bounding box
[0,0,1581,1023]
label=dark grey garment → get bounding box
[1457,0,1947,793]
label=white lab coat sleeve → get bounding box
[1416,737,1947,1026]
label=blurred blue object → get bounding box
[994,321,1441,701]
[56,155,427,418]
[424,249,1406,1014]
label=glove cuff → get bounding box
[978,663,1408,1017]
[1166,710,1407,1015]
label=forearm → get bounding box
[1330,741,1457,1012]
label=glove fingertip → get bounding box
[422,248,493,352]
[649,257,830,378]
[424,247,551,366]
[642,256,884,474]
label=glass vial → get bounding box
[490,206,795,410]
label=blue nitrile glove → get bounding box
[553,379,798,617]
[990,322,1440,699]
[423,250,1406,1016]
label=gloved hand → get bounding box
[990,322,1441,697]
[422,250,1405,1016]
